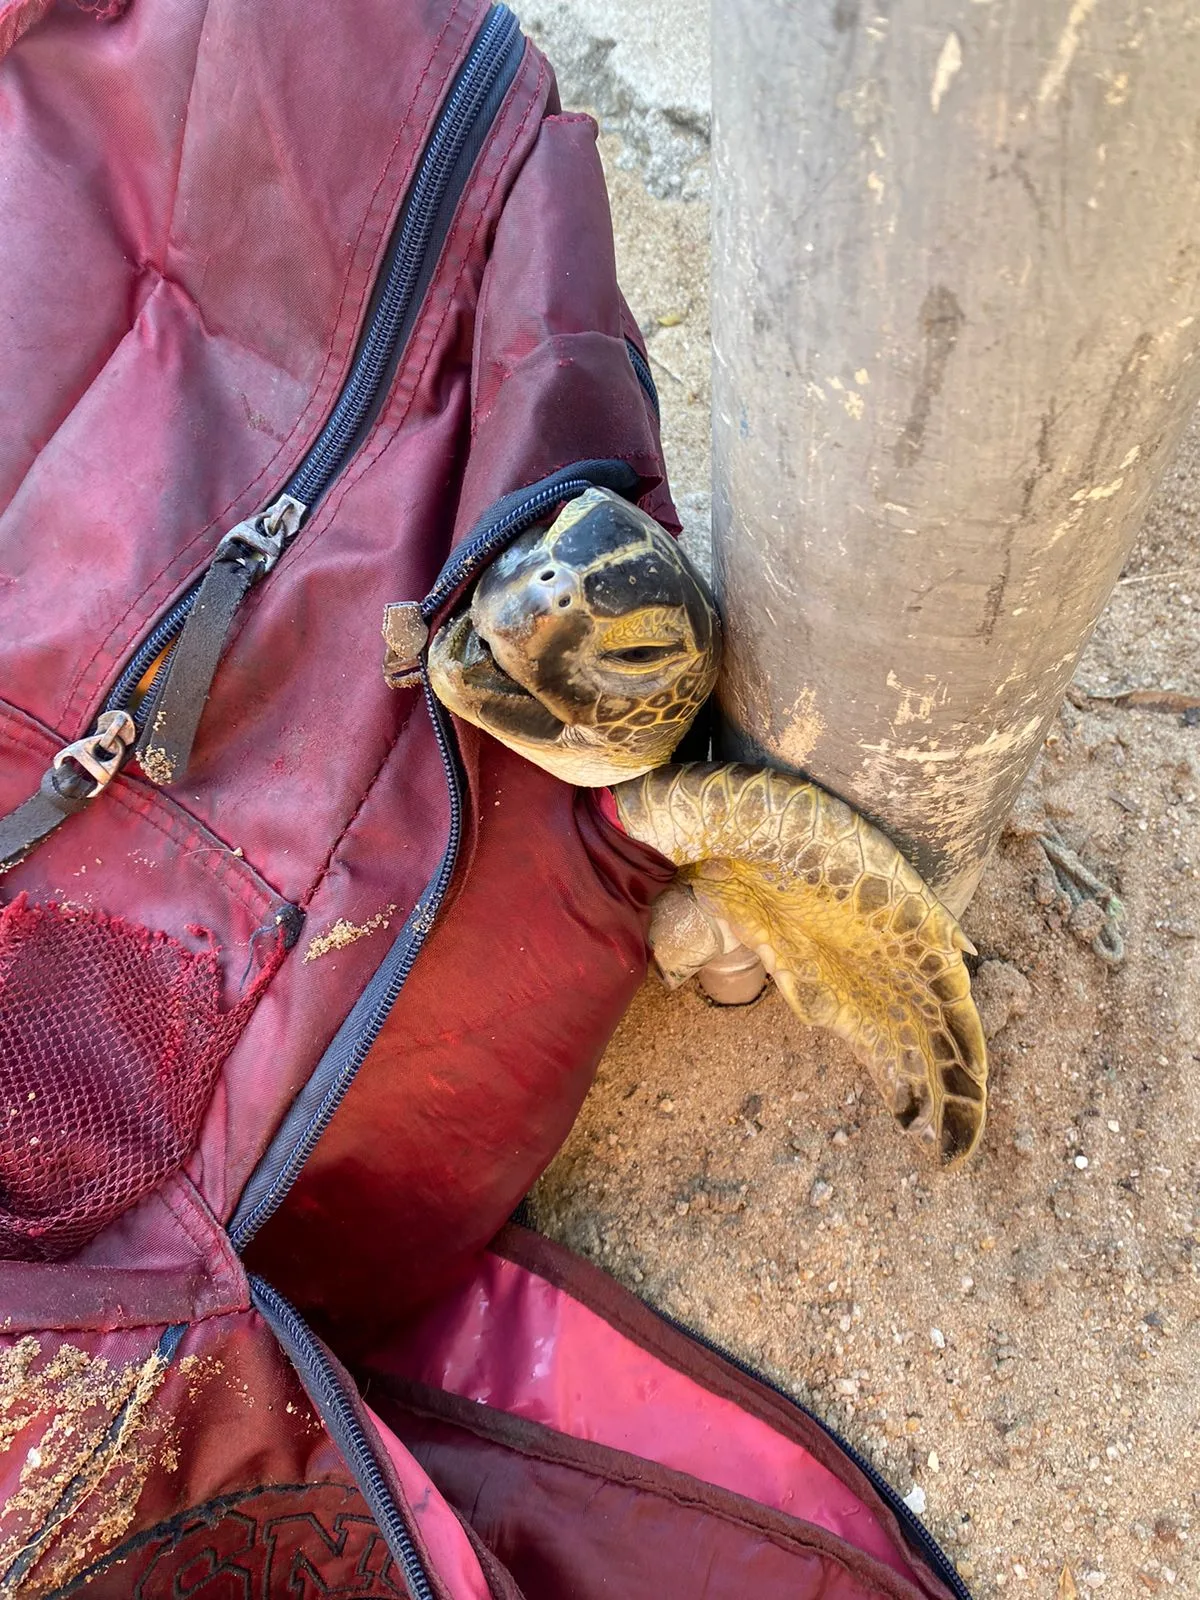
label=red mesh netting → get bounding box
[0,894,281,1261]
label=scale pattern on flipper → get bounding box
[615,764,988,1162]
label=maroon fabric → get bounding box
[244,752,674,1333]
[0,0,670,1293]
[0,1304,488,1598]
[0,9,957,1600]
[361,1230,961,1600]
[364,1250,911,1577]
[383,1388,934,1600]
[0,2,681,1584]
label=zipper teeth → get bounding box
[229,680,463,1249]
[286,4,520,508]
[105,586,199,718]
[251,1277,435,1600]
[103,5,520,723]
[420,477,594,618]
[624,337,660,419]
[650,1302,972,1600]
[229,464,635,1251]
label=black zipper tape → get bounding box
[115,2,521,716]
[624,336,661,420]
[250,1277,435,1600]
[124,6,526,787]
[419,458,640,621]
[645,1299,974,1600]
[0,5,528,861]
[229,460,637,1250]
[285,5,524,508]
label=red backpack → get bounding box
[0,2,970,1595]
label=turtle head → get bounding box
[428,487,721,785]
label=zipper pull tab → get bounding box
[0,710,137,874]
[136,493,308,786]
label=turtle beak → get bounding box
[441,611,537,701]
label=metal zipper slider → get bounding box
[214,493,306,575]
[52,710,137,800]
[0,710,137,873]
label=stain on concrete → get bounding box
[893,286,965,469]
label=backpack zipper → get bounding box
[250,1276,437,1600]
[624,336,661,420]
[0,4,525,867]
[229,459,640,1250]
[647,1298,974,1600]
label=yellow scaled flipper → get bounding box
[614,763,988,1163]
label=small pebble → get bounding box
[658,1097,675,1114]
[1083,1574,1107,1590]
[1075,1155,1090,1169]
[832,1129,850,1146]
[903,1485,927,1515]
[1108,1119,1121,1132]
[810,1180,833,1207]
[1013,1129,1036,1157]
[928,1450,940,1472]
[930,1327,946,1350]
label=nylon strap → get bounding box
[135,556,258,786]
[0,770,91,874]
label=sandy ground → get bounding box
[525,87,1200,1600]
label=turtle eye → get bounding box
[603,645,679,665]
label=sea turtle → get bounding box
[428,486,988,1163]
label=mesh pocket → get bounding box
[0,894,282,1261]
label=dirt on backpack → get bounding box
[535,131,1200,1598]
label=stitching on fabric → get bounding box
[61,0,475,723]
[0,699,279,920]
[310,49,546,545]
[208,0,489,669]
[467,59,550,449]
[157,1175,248,1310]
[392,1384,919,1597]
[154,0,213,278]
[106,788,277,919]
[495,1230,910,1551]
[0,703,57,759]
[298,736,401,910]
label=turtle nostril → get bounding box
[557,595,571,608]
[539,569,556,582]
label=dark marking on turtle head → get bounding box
[427,487,721,784]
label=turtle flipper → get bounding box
[614,764,988,1163]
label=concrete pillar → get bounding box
[712,0,1200,912]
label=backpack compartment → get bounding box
[0,700,293,1263]
[360,1227,967,1600]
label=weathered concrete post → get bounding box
[712,0,1200,913]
